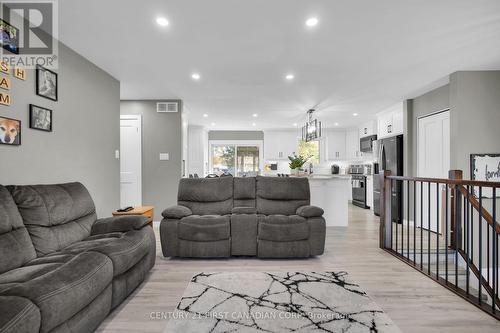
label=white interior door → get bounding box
[120,115,142,207]
[417,110,450,232]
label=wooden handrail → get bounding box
[457,185,500,234]
[386,175,500,188]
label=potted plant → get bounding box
[288,153,312,176]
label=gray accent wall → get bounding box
[449,71,500,175]
[0,42,120,218]
[120,100,182,220]
[209,131,264,141]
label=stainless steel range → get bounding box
[349,164,369,209]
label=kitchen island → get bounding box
[308,175,350,227]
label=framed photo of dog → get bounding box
[0,116,21,145]
[36,65,58,101]
[29,104,52,132]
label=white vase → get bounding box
[291,168,299,176]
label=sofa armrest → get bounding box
[296,205,324,218]
[231,206,257,214]
[162,205,192,219]
[91,215,149,235]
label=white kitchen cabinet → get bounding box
[325,130,346,160]
[359,120,376,138]
[264,130,300,160]
[345,129,361,159]
[377,102,404,139]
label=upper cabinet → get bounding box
[345,129,361,159]
[325,129,346,160]
[264,130,300,160]
[377,102,404,139]
[358,120,377,138]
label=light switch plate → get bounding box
[115,150,120,159]
[159,153,169,161]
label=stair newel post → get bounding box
[449,170,463,251]
[380,170,392,249]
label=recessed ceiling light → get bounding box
[203,113,208,118]
[334,122,339,126]
[353,113,358,116]
[252,122,256,126]
[191,73,201,80]
[156,17,169,27]
[305,17,319,27]
[285,74,295,80]
[252,113,258,118]
[293,123,298,127]
[210,122,215,126]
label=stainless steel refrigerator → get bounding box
[373,135,403,223]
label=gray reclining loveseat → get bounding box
[160,176,325,258]
[0,183,155,333]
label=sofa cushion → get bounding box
[256,177,310,215]
[0,185,37,274]
[60,228,152,276]
[178,215,230,241]
[7,183,97,256]
[234,177,256,207]
[178,177,234,215]
[0,251,113,333]
[258,215,309,241]
[0,296,40,333]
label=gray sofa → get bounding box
[0,183,156,333]
[160,176,326,258]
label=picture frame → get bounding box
[470,153,500,198]
[29,104,52,132]
[0,115,21,145]
[36,65,58,101]
[0,19,19,54]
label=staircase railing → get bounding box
[379,170,500,320]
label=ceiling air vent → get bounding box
[157,101,179,113]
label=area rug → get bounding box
[165,271,400,333]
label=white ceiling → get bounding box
[59,0,500,130]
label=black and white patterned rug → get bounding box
[165,271,400,333]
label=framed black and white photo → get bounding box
[470,153,500,198]
[36,65,58,101]
[29,104,52,132]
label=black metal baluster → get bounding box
[464,185,470,295]
[455,184,458,288]
[414,180,417,263]
[428,182,431,275]
[407,180,410,260]
[492,187,496,313]
[421,181,423,269]
[390,179,394,251]
[401,180,404,257]
[445,184,449,283]
[479,187,483,304]
[436,183,440,278]
[471,190,474,265]
[394,179,397,254]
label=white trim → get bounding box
[120,114,142,205]
[208,139,264,175]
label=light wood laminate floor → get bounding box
[96,205,500,333]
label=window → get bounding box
[209,141,263,176]
[298,140,320,165]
